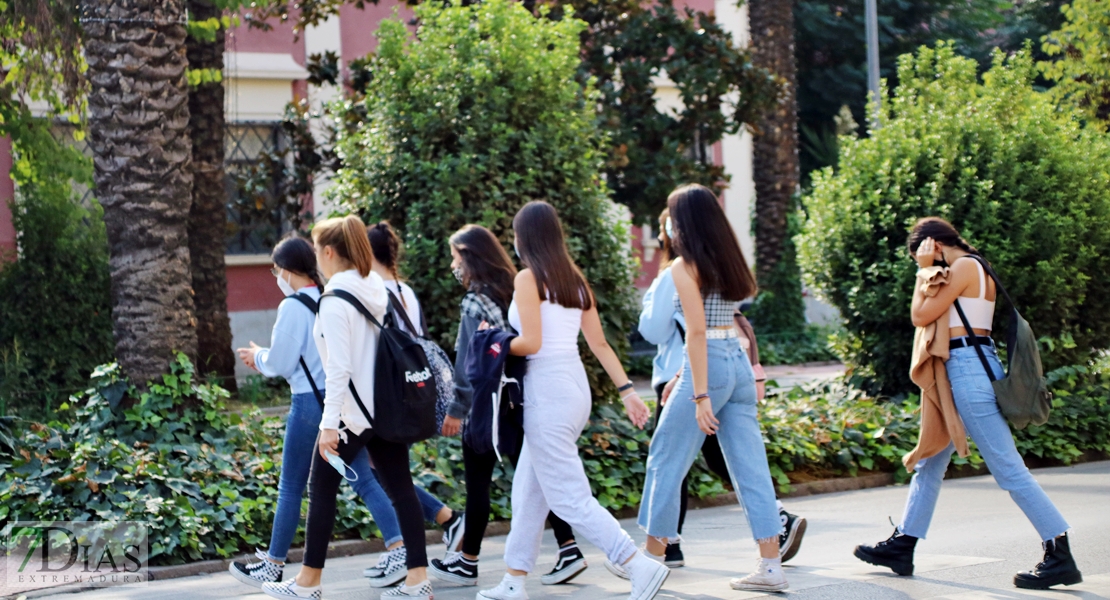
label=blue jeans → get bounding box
[268,392,443,559]
[638,338,782,542]
[900,346,1070,542]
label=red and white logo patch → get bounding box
[488,342,502,357]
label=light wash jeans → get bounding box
[638,338,782,543]
[503,355,638,573]
[267,392,445,560]
[899,346,1070,542]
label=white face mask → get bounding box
[276,270,296,296]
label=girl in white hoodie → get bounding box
[262,215,432,600]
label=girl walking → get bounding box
[365,222,466,559]
[429,224,586,587]
[261,216,432,600]
[636,209,806,571]
[477,202,669,600]
[853,217,1082,590]
[637,184,788,592]
[231,236,411,589]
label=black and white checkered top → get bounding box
[674,291,739,328]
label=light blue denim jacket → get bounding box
[638,268,687,389]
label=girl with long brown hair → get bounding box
[476,202,669,600]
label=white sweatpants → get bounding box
[503,355,638,572]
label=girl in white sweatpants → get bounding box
[477,201,669,600]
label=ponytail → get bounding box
[313,215,375,277]
[368,221,408,307]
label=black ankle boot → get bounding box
[1014,533,1083,589]
[854,528,917,576]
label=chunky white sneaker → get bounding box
[367,545,409,588]
[540,543,588,585]
[381,579,434,599]
[230,549,284,588]
[261,579,322,599]
[729,557,789,592]
[626,550,669,600]
[365,545,407,579]
[476,573,528,600]
[605,546,662,581]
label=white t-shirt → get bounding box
[383,279,424,336]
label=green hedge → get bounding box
[797,43,1110,394]
[2,355,1107,565]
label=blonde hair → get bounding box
[312,215,374,277]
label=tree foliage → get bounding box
[1041,0,1110,130]
[330,0,640,402]
[798,44,1110,393]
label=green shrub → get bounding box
[1014,363,1110,463]
[0,105,113,417]
[798,43,1110,394]
[330,0,640,403]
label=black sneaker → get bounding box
[230,549,283,588]
[430,553,479,586]
[540,543,588,585]
[1014,533,1083,589]
[441,511,465,557]
[778,510,807,563]
[854,527,917,576]
[664,543,685,568]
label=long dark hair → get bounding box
[512,201,592,310]
[667,184,757,301]
[449,224,517,308]
[273,235,326,290]
[657,207,674,273]
[367,220,409,307]
[907,217,980,257]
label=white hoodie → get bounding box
[314,269,389,435]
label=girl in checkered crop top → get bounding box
[673,291,740,328]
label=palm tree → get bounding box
[749,0,800,284]
[187,0,237,389]
[84,0,199,384]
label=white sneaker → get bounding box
[605,546,663,581]
[626,550,669,600]
[477,573,528,600]
[729,557,789,592]
[380,579,434,599]
[365,545,407,579]
[367,545,409,588]
[261,580,322,599]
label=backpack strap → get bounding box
[965,254,1022,375]
[386,289,424,339]
[288,293,324,408]
[320,290,386,427]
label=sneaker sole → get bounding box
[780,517,807,563]
[261,585,313,600]
[476,591,526,600]
[1013,571,1083,589]
[368,569,410,588]
[663,559,684,568]
[853,547,914,576]
[539,558,587,585]
[603,560,629,580]
[629,563,669,600]
[430,563,479,586]
[229,563,271,589]
[729,580,789,592]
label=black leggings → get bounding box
[303,425,427,569]
[461,436,574,557]
[653,383,731,535]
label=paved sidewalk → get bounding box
[37,461,1109,599]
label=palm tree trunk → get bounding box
[187,0,237,390]
[84,0,198,385]
[749,0,800,284]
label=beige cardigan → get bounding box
[902,267,969,472]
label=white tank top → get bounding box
[948,258,995,332]
[508,295,582,360]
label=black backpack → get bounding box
[322,289,438,444]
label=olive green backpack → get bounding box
[952,255,1051,429]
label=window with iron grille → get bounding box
[225,121,294,255]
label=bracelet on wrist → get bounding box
[617,381,635,393]
[692,393,710,404]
